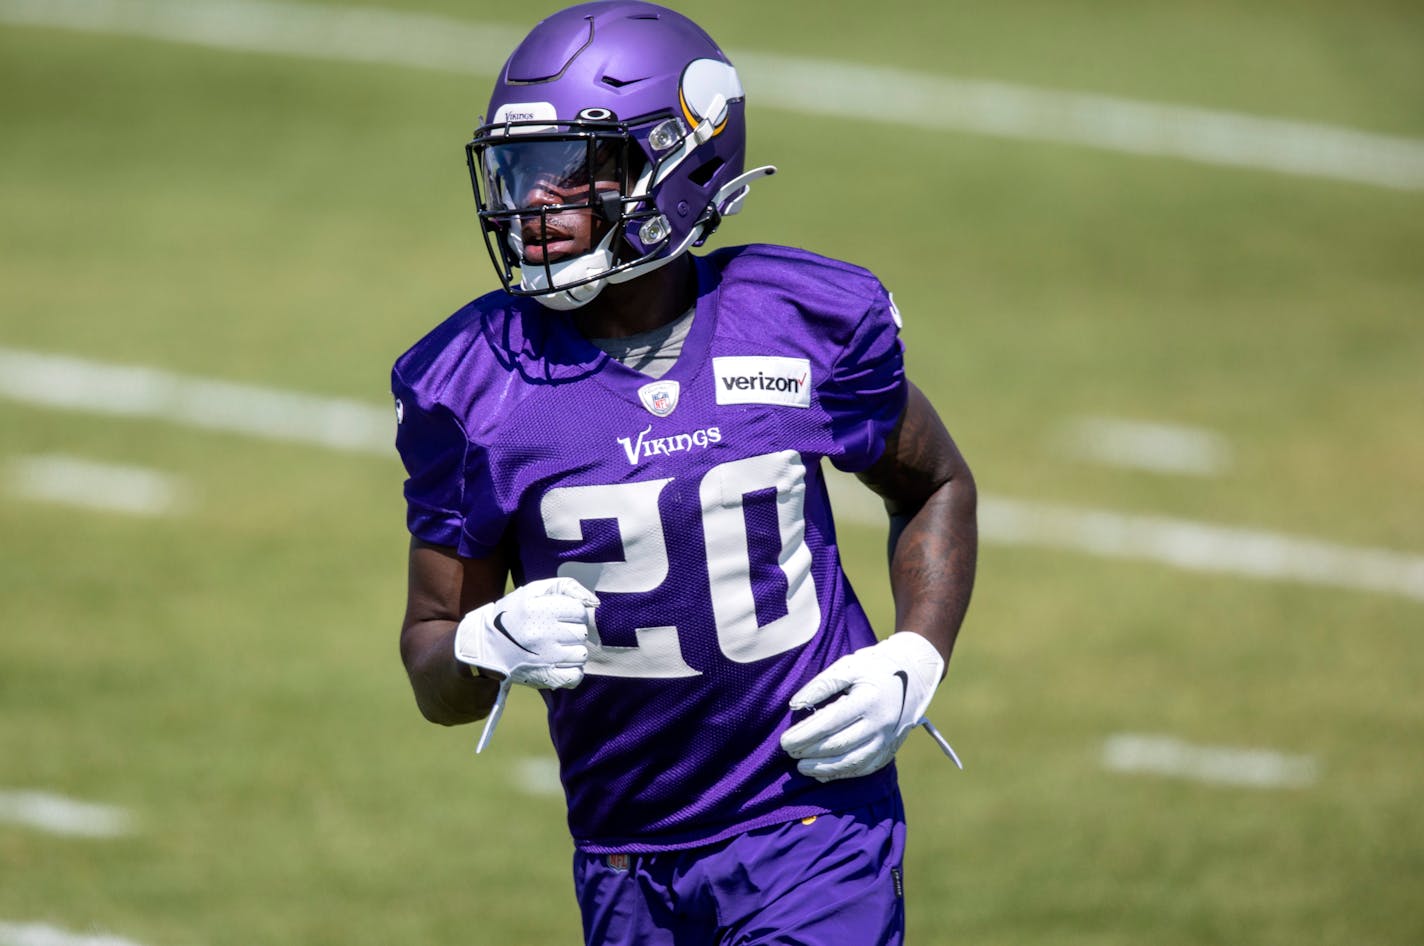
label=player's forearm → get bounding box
[886,468,977,670]
[400,618,501,725]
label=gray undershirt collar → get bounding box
[585,307,695,380]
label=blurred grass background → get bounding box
[2,1,1422,944]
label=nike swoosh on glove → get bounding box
[453,577,599,690]
[779,631,944,782]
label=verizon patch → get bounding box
[713,356,812,408]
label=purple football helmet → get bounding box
[466,1,775,310]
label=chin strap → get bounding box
[692,164,777,247]
[713,165,777,219]
[607,165,778,286]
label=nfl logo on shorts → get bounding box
[606,853,631,872]
[637,380,680,418]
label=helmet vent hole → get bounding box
[689,157,724,187]
[601,74,637,88]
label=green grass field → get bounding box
[2,2,1422,944]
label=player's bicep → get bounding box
[403,537,509,630]
[856,382,972,517]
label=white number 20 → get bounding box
[538,450,821,678]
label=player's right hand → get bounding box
[453,577,599,690]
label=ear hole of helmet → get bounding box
[689,157,724,187]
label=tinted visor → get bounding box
[478,138,624,214]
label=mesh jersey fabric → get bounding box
[392,244,909,852]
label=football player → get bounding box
[393,3,977,943]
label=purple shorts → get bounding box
[572,793,907,946]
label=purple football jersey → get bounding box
[393,244,908,852]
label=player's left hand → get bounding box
[780,632,944,782]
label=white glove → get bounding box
[780,632,944,782]
[453,577,598,690]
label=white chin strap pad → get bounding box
[530,278,606,311]
[511,228,616,310]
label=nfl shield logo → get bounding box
[606,853,631,871]
[637,380,680,418]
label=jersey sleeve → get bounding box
[392,373,468,549]
[822,287,908,472]
[391,369,510,557]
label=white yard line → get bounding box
[0,922,148,946]
[9,454,188,517]
[514,757,563,799]
[1058,415,1232,476]
[976,496,1424,603]
[1102,733,1319,789]
[0,347,391,455]
[4,345,1423,603]
[0,0,525,74]
[2,0,1422,190]
[822,472,1424,603]
[0,790,134,838]
[742,53,1424,192]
